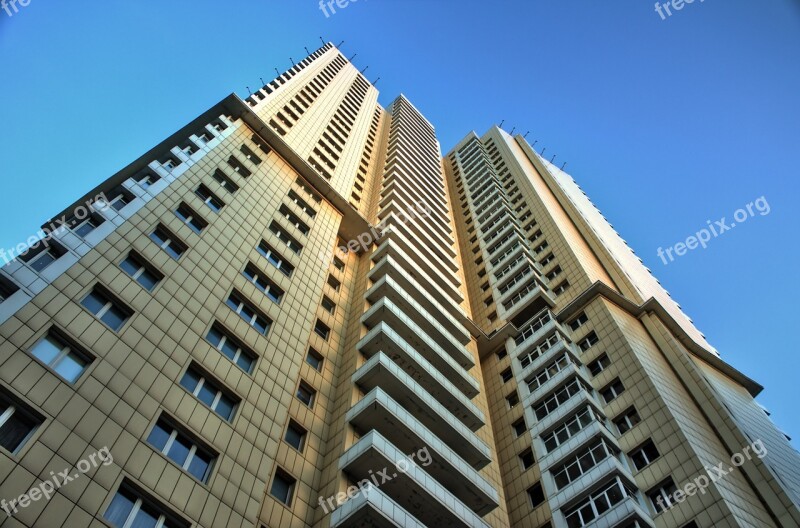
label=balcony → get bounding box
[498,279,555,328]
[339,431,492,528]
[346,388,496,501]
[524,361,592,409]
[361,300,479,397]
[529,386,604,439]
[537,418,618,473]
[366,276,473,368]
[378,219,459,279]
[330,485,427,528]
[373,235,463,304]
[378,188,454,248]
[369,256,471,344]
[357,321,479,407]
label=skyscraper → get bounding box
[0,43,797,528]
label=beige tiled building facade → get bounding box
[0,44,798,528]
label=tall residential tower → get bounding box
[0,44,797,528]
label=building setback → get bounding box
[0,43,798,528]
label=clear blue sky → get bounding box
[1,1,798,442]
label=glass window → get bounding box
[81,288,131,331]
[147,418,216,483]
[120,253,162,291]
[104,483,187,528]
[180,366,238,421]
[29,333,91,383]
[0,395,41,454]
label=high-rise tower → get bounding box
[0,44,797,528]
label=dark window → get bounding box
[284,420,307,452]
[104,481,188,528]
[120,252,163,291]
[0,275,19,303]
[579,331,599,351]
[296,382,316,408]
[568,312,588,331]
[527,482,545,508]
[512,418,527,437]
[0,392,42,454]
[327,274,341,292]
[321,296,336,314]
[212,169,239,194]
[180,365,238,421]
[519,448,535,470]
[500,368,513,383]
[240,144,262,165]
[227,156,252,178]
[243,263,284,304]
[270,469,296,506]
[506,391,519,408]
[147,417,216,482]
[314,320,330,340]
[269,222,303,254]
[195,184,225,213]
[257,240,294,277]
[648,477,678,513]
[175,203,208,233]
[150,225,187,260]
[614,407,641,435]
[587,353,610,377]
[226,291,272,335]
[601,379,625,403]
[206,324,256,373]
[20,241,66,272]
[306,348,324,371]
[81,286,132,331]
[630,439,660,470]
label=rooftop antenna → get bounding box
[259,77,265,86]
[350,53,357,61]
[304,46,310,55]
[541,147,547,156]
[372,77,381,85]
[274,68,280,76]
[510,126,516,135]
[523,131,530,138]
[246,86,252,96]
[361,66,369,74]
[550,154,556,163]
[532,140,538,147]
[337,40,345,48]
[290,57,295,67]
[499,119,505,128]
[319,36,325,45]
[561,161,567,170]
